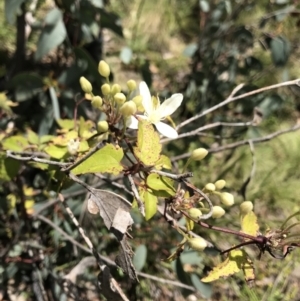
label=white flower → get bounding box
[127,82,183,138]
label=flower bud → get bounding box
[114,92,126,105]
[111,84,121,95]
[97,120,109,133]
[80,76,93,93]
[240,201,253,214]
[219,192,234,206]
[211,206,225,219]
[205,183,216,192]
[127,79,137,91]
[214,179,226,190]
[120,101,137,116]
[187,208,202,220]
[132,95,143,106]
[67,139,80,155]
[101,83,111,95]
[98,60,110,78]
[187,237,207,251]
[85,93,92,100]
[191,148,208,161]
[91,96,103,109]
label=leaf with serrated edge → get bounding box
[71,143,123,175]
[201,249,247,282]
[241,211,259,237]
[134,120,161,165]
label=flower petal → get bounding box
[156,93,183,118]
[126,115,148,129]
[155,122,178,138]
[139,81,153,115]
[126,116,139,129]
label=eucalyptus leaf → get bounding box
[133,244,147,271]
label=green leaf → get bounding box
[134,120,161,165]
[2,135,29,151]
[241,211,259,237]
[154,155,172,170]
[133,245,147,272]
[143,190,157,220]
[120,47,133,64]
[146,173,176,197]
[190,274,212,298]
[56,119,75,130]
[5,0,26,24]
[44,145,68,159]
[27,130,39,145]
[0,153,20,181]
[271,36,290,67]
[35,9,67,61]
[71,144,123,175]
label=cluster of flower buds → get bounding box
[79,60,141,136]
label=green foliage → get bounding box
[2,0,300,300]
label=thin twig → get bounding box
[171,124,300,161]
[127,174,145,216]
[6,150,69,166]
[150,170,193,181]
[183,181,213,220]
[162,121,253,143]
[35,213,197,292]
[177,79,300,130]
[61,141,105,172]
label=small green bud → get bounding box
[101,83,111,95]
[132,95,143,106]
[187,208,202,220]
[219,192,234,206]
[91,96,103,109]
[67,139,80,155]
[212,206,225,219]
[111,84,121,95]
[187,237,207,251]
[97,120,109,133]
[240,201,253,214]
[114,92,126,105]
[214,179,226,190]
[98,60,110,78]
[120,101,137,116]
[80,76,93,93]
[191,148,208,161]
[205,183,216,192]
[127,79,137,91]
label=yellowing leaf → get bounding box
[154,155,172,170]
[241,211,259,237]
[44,145,68,159]
[79,117,97,139]
[146,173,176,197]
[201,249,247,282]
[71,143,123,175]
[0,92,18,115]
[143,190,157,220]
[51,130,78,146]
[242,255,255,283]
[134,120,161,165]
[56,119,75,130]
[2,135,29,151]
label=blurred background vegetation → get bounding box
[1,0,300,300]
